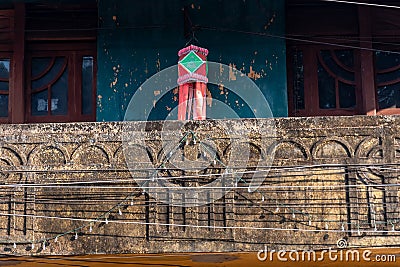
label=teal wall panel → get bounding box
[97,0,287,121]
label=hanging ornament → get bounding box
[177,44,208,121]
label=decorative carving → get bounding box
[71,144,110,166]
[312,138,353,159]
[0,117,399,255]
[28,145,67,166]
[355,137,383,159]
[268,140,308,160]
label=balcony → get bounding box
[0,115,399,255]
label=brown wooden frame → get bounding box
[287,44,362,117]
[25,43,97,123]
[0,52,12,124]
[286,3,400,117]
[0,2,97,124]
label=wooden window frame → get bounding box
[0,3,97,124]
[0,52,12,123]
[26,43,97,123]
[288,44,363,117]
[373,46,400,116]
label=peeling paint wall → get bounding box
[97,0,287,121]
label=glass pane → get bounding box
[32,57,66,91]
[0,81,8,91]
[376,69,400,85]
[31,57,52,78]
[292,51,305,110]
[334,50,354,68]
[375,51,400,110]
[0,94,8,117]
[377,84,400,109]
[320,50,354,81]
[51,68,68,115]
[339,82,356,109]
[375,51,400,85]
[31,90,48,116]
[375,51,400,71]
[0,59,10,80]
[82,56,94,115]
[318,62,336,109]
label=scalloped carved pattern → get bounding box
[356,137,383,159]
[313,139,352,159]
[28,145,67,166]
[71,144,110,166]
[222,141,264,167]
[269,140,308,160]
[122,143,155,178]
[0,146,23,181]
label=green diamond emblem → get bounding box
[179,51,205,73]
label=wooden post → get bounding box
[10,3,25,124]
[358,5,376,115]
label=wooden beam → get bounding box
[10,3,25,123]
[358,5,376,116]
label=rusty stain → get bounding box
[248,66,261,80]
[154,90,161,96]
[156,58,161,72]
[111,77,118,87]
[264,13,276,30]
[219,84,225,95]
[206,88,212,107]
[229,64,237,81]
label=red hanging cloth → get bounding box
[177,45,208,120]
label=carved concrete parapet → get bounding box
[0,116,398,255]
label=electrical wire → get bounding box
[321,0,400,9]
[0,134,398,249]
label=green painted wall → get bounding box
[97,0,287,121]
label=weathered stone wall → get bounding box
[0,116,399,255]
